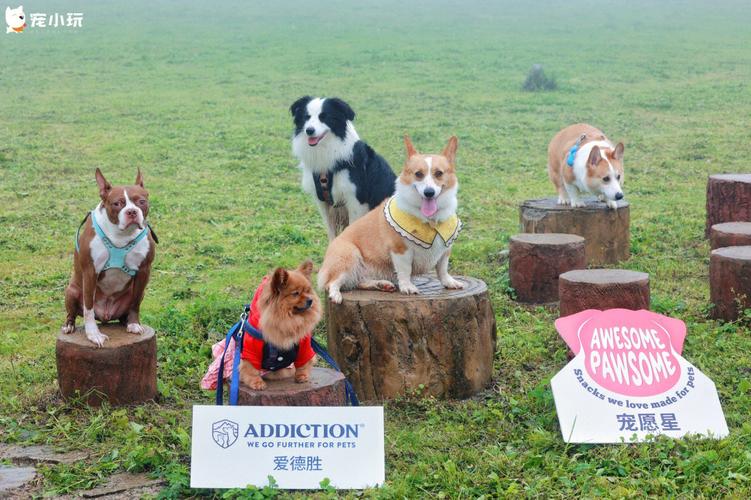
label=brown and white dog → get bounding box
[548,123,625,209]
[318,135,464,303]
[62,169,155,346]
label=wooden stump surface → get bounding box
[237,367,346,406]
[705,174,751,237]
[509,233,586,304]
[56,324,157,406]
[710,245,751,321]
[326,275,496,401]
[709,222,751,250]
[559,269,650,317]
[519,197,630,265]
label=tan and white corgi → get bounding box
[548,123,625,209]
[318,135,464,303]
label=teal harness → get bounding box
[75,211,150,277]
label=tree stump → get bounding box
[519,197,630,265]
[326,275,496,401]
[559,269,650,317]
[56,325,157,406]
[509,233,586,304]
[705,174,751,237]
[237,367,347,406]
[709,222,751,250]
[709,246,751,321]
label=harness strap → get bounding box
[89,210,150,277]
[566,133,588,167]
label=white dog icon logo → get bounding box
[6,5,27,33]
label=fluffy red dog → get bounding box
[239,260,321,390]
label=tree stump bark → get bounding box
[709,246,751,321]
[237,367,347,406]
[559,269,650,317]
[509,233,586,304]
[519,197,630,265]
[326,275,496,401]
[705,174,751,237]
[709,222,751,250]
[56,325,157,406]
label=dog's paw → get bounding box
[329,290,343,304]
[557,197,570,206]
[442,277,465,290]
[295,373,310,384]
[248,378,267,391]
[85,327,109,347]
[127,323,145,335]
[373,280,396,292]
[607,200,618,210]
[61,323,75,334]
[399,282,420,295]
[571,200,586,208]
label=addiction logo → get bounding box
[212,419,239,449]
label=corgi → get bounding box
[548,123,625,209]
[318,135,464,303]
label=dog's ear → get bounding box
[135,167,144,188]
[270,268,289,296]
[297,259,314,280]
[442,136,458,165]
[290,96,312,117]
[612,142,624,161]
[327,98,355,121]
[404,135,418,158]
[95,168,112,199]
[587,146,601,170]
[5,7,10,14]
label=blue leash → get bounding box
[215,306,359,406]
[566,133,587,167]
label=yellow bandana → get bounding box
[384,196,461,249]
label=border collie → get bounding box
[290,96,396,240]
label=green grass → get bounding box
[2,0,751,497]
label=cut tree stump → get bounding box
[326,275,496,401]
[709,246,751,321]
[237,367,346,406]
[559,269,650,317]
[56,324,157,406]
[509,233,586,304]
[705,174,751,237]
[519,197,630,265]
[709,222,751,250]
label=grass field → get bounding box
[2,0,751,497]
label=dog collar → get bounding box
[566,133,587,167]
[384,196,461,249]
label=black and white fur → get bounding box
[290,96,396,240]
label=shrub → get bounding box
[522,64,557,91]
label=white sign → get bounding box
[190,405,384,489]
[551,309,728,443]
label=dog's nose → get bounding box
[126,208,138,218]
[615,192,624,200]
[305,127,315,136]
[305,298,313,308]
[423,187,435,199]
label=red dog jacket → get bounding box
[240,277,315,371]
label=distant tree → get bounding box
[523,64,557,91]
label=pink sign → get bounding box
[555,309,687,397]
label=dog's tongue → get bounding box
[421,198,438,217]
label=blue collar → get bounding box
[77,210,150,277]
